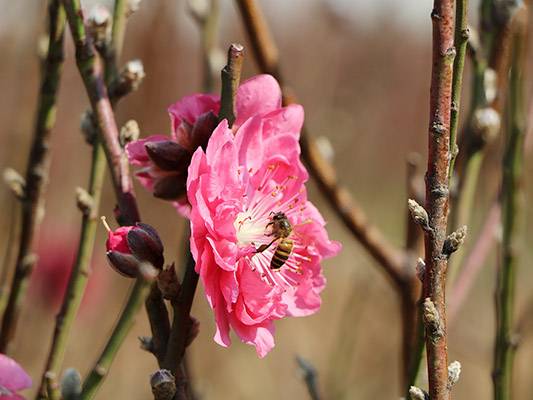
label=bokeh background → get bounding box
[1,0,532,398]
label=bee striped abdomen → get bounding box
[270,239,293,270]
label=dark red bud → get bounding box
[127,224,165,270]
[145,140,191,171]
[106,251,140,278]
[153,174,187,200]
[190,111,218,150]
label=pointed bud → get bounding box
[60,368,82,400]
[447,360,461,389]
[153,174,188,200]
[158,264,181,300]
[407,199,430,231]
[76,187,94,215]
[409,386,428,400]
[150,369,176,400]
[139,336,154,353]
[443,225,467,256]
[105,222,165,277]
[120,120,140,146]
[423,297,444,342]
[87,5,111,47]
[473,107,500,144]
[145,141,191,171]
[121,60,145,92]
[126,0,142,16]
[416,258,426,282]
[3,168,25,199]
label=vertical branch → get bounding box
[36,1,138,397]
[492,8,526,399]
[0,0,66,352]
[423,1,455,399]
[81,274,154,400]
[218,43,244,126]
[448,0,469,178]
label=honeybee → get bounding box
[255,212,294,270]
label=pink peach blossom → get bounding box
[125,75,287,216]
[187,78,340,357]
[0,354,31,399]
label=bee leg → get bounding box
[255,238,277,253]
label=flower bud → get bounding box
[150,369,176,400]
[120,120,141,146]
[3,167,25,200]
[189,111,218,150]
[447,360,461,388]
[104,220,164,277]
[121,60,145,92]
[153,174,188,200]
[145,141,191,171]
[87,5,111,48]
[60,368,82,400]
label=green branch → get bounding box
[0,0,66,352]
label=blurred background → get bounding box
[0,0,532,398]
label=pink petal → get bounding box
[0,354,31,392]
[235,75,282,128]
[262,104,304,139]
[229,316,276,358]
[168,94,220,138]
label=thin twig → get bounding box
[81,273,155,399]
[423,0,455,399]
[162,251,198,400]
[218,43,244,126]
[0,0,66,352]
[448,0,469,179]
[448,200,500,322]
[296,356,321,400]
[36,1,135,397]
[493,9,527,399]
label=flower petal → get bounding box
[0,354,31,392]
[235,75,282,128]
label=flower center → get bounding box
[234,211,268,247]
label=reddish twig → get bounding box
[422,0,455,399]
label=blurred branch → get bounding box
[448,199,500,322]
[0,0,66,353]
[493,9,527,399]
[36,2,141,398]
[81,269,155,399]
[422,0,455,399]
[296,356,321,400]
[234,0,419,390]
[234,0,406,289]
[188,0,221,92]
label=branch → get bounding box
[493,9,527,399]
[81,268,156,399]
[422,0,455,399]
[0,0,66,352]
[448,0,469,178]
[36,2,141,397]
[234,0,406,289]
[218,43,244,126]
[296,356,322,400]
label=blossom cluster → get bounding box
[108,74,341,357]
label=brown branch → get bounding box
[422,1,455,399]
[234,0,406,289]
[0,0,66,352]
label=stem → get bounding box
[296,356,321,400]
[0,0,66,352]
[448,0,469,179]
[80,277,153,399]
[37,142,106,400]
[36,1,134,396]
[218,43,244,127]
[146,283,171,365]
[423,1,454,399]
[162,251,198,398]
[61,0,140,226]
[493,11,526,399]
